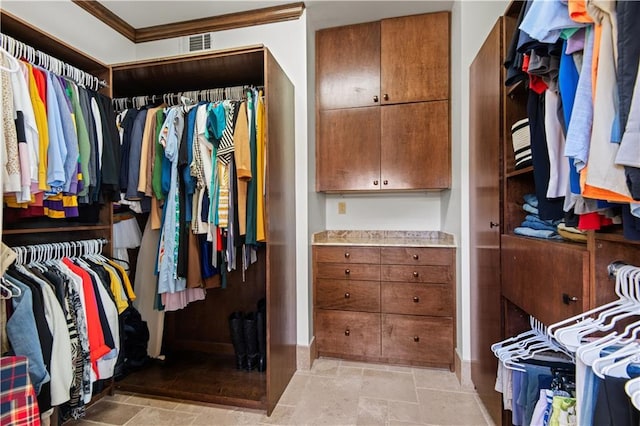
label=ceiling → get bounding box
[99,1,454,31]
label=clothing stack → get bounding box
[228,298,266,372]
[514,194,563,240]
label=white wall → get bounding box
[1,0,136,64]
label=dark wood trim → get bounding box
[71,0,136,42]
[71,1,305,44]
[135,2,305,43]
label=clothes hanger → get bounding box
[592,344,640,379]
[1,276,21,298]
[548,265,638,338]
[577,319,640,366]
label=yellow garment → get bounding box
[27,64,49,191]
[103,263,129,314]
[256,93,266,242]
[217,162,230,228]
[4,193,34,208]
[108,260,137,301]
[150,196,163,230]
[234,101,250,236]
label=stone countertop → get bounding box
[312,230,456,248]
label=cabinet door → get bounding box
[380,101,450,189]
[316,21,380,110]
[317,107,381,191]
[380,12,450,104]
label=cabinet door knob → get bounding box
[344,252,350,258]
[345,292,350,299]
[413,336,420,342]
[413,271,419,278]
[383,93,389,101]
[383,180,388,185]
[373,180,379,186]
[562,293,579,304]
[345,329,351,336]
[490,221,500,228]
[413,254,419,260]
[373,95,379,102]
[345,269,350,275]
[413,296,420,303]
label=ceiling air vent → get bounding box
[186,33,212,53]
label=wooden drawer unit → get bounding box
[382,265,451,283]
[315,310,381,357]
[382,314,453,364]
[313,242,455,369]
[315,246,381,264]
[316,263,380,281]
[316,279,380,312]
[382,282,452,317]
[381,247,454,266]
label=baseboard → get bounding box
[455,349,475,391]
[296,337,317,370]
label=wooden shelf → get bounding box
[504,233,589,249]
[593,229,640,245]
[2,224,111,235]
[506,166,533,178]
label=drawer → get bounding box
[382,314,453,364]
[315,310,381,357]
[314,246,381,264]
[382,283,452,316]
[316,279,380,312]
[316,263,380,281]
[382,247,454,266]
[501,235,588,325]
[381,265,451,283]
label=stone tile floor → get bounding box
[67,358,493,425]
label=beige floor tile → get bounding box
[360,369,417,402]
[388,365,415,373]
[123,394,180,410]
[226,407,268,425]
[356,397,388,426]
[100,393,132,403]
[474,395,497,426]
[387,421,423,426]
[65,420,113,426]
[278,372,312,405]
[309,357,341,376]
[81,401,143,425]
[413,367,470,393]
[337,366,364,378]
[388,400,422,423]
[261,404,297,425]
[125,407,197,425]
[417,389,488,426]
[340,360,388,371]
[288,375,362,425]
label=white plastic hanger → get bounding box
[591,344,640,378]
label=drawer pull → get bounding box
[413,254,419,260]
[373,180,379,186]
[345,269,351,275]
[413,296,420,303]
[345,329,351,336]
[344,252,350,258]
[413,271,419,278]
[413,336,420,342]
[345,292,351,299]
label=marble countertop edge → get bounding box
[311,230,457,248]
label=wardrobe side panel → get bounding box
[264,50,297,415]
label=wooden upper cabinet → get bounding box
[316,22,381,110]
[317,107,381,191]
[381,101,450,189]
[381,12,450,104]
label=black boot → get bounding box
[244,312,259,371]
[229,312,246,370]
[257,299,266,372]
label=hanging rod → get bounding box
[608,261,636,279]
[112,84,265,110]
[10,238,108,265]
[0,32,108,90]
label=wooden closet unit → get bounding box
[470,2,636,424]
[315,12,451,192]
[110,46,297,415]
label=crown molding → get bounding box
[71,1,305,44]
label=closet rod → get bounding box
[10,238,108,265]
[0,32,108,90]
[607,260,637,279]
[112,84,265,110]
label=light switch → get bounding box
[338,201,346,214]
